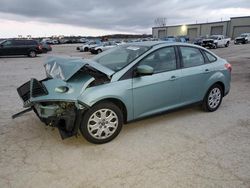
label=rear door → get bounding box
[178,46,214,104]
[132,46,182,118]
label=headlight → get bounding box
[55,86,69,93]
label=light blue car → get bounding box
[14,41,231,144]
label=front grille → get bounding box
[17,79,48,104]
[17,81,31,102]
[236,39,244,42]
[31,79,48,97]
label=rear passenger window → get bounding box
[139,47,177,73]
[25,40,37,45]
[180,47,205,68]
[204,51,217,62]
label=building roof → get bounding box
[152,15,250,29]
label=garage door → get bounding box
[211,26,223,35]
[233,26,250,39]
[187,28,198,40]
[158,30,166,39]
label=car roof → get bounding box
[126,41,198,48]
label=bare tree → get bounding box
[154,17,167,27]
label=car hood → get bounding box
[203,38,215,41]
[44,56,115,81]
[235,37,244,40]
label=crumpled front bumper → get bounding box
[17,78,48,108]
[15,78,87,139]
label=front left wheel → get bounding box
[80,102,123,144]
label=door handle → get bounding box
[169,75,178,81]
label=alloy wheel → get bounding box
[208,87,221,109]
[87,108,118,140]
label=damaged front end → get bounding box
[13,56,114,139]
[13,78,86,139]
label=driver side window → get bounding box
[2,40,13,47]
[139,47,177,73]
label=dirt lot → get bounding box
[0,43,250,188]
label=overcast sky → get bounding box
[0,0,250,38]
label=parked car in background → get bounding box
[14,41,231,144]
[163,36,187,43]
[0,39,43,57]
[79,40,102,52]
[202,35,230,49]
[40,42,52,53]
[79,38,89,43]
[90,41,118,54]
[193,37,206,46]
[234,33,250,44]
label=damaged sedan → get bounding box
[14,42,231,144]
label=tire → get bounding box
[84,47,89,52]
[202,84,223,112]
[28,50,36,57]
[97,49,102,54]
[225,42,229,47]
[213,43,217,49]
[80,102,123,144]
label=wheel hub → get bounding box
[87,109,118,139]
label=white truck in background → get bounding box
[202,35,231,49]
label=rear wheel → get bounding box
[84,47,89,52]
[225,42,229,47]
[202,84,223,112]
[97,49,102,54]
[28,50,36,57]
[80,102,123,144]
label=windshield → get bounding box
[92,45,150,71]
[210,36,219,39]
[0,40,6,44]
[240,34,247,37]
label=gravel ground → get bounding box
[0,43,250,188]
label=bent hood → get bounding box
[44,56,115,81]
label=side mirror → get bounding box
[136,65,154,76]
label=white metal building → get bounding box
[152,16,250,40]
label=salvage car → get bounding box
[202,35,230,49]
[234,33,250,44]
[0,39,43,57]
[79,40,102,52]
[90,41,118,54]
[40,42,52,53]
[13,42,231,144]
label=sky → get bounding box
[0,0,250,38]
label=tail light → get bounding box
[38,45,42,50]
[225,63,232,72]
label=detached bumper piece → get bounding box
[17,78,48,107]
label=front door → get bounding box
[0,40,15,55]
[132,46,182,119]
